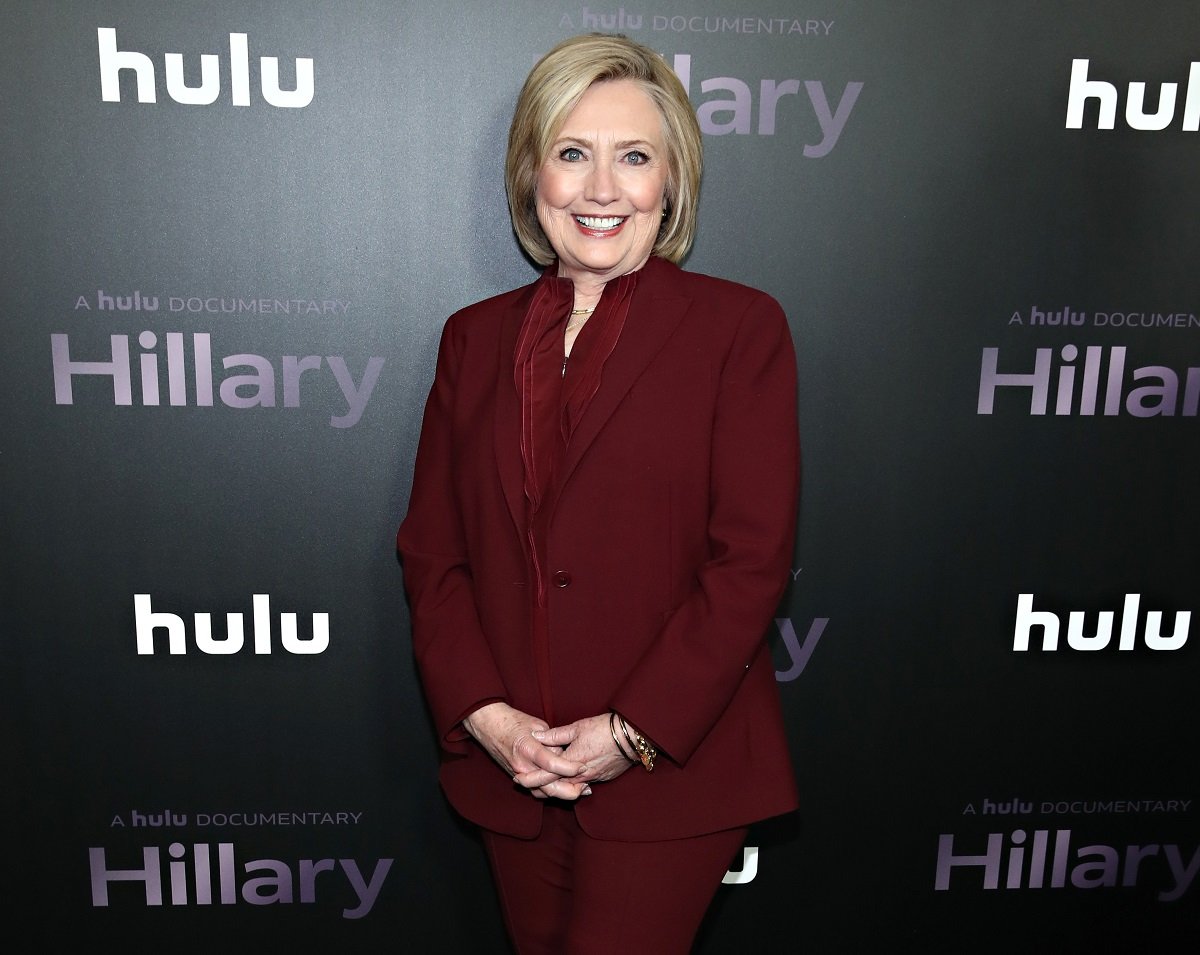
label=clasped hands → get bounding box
[462,701,636,800]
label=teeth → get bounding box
[575,215,623,229]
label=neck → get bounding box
[556,254,652,313]
[567,277,605,315]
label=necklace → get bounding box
[566,307,593,334]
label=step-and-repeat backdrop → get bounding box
[5,2,1198,950]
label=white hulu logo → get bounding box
[1065,58,1200,130]
[722,846,758,885]
[1012,593,1190,652]
[97,27,314,107]
[134,594,329,655]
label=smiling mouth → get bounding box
[574,215,626,232]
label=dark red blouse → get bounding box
[513,263,639,607]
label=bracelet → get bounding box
[609,711,637,762]
[618,715,656,773]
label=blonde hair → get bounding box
[505,33,702,265]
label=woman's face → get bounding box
[536,79,669,287]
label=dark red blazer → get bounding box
[397,257,799,841]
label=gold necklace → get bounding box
[566,305,594,334]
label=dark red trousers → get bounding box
[481,801,747,954]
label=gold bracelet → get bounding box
[619,716,656,773]
[618,714,638,758]
[609,711,636,762]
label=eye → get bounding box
[559,146,584,162]
[624,150,650,165]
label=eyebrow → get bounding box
[552,136,656,151]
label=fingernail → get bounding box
[531,730,545,739]
[582,786,593,796]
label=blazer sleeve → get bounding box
[610,290,799,765]
[396,315,509,751]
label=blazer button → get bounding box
[552,570,572,588]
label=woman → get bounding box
[397,32,799,953]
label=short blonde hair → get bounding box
[505,33,702,266]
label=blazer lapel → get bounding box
[494,291,532,543]
[556,278,690,494]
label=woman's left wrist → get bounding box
[608,711,638,763]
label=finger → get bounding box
[513,768,561,789]
[531,725,578,746]
[514,739,585,778]
[533,750,586,777]
[539,780,591,800]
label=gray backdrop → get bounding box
[5,1,1199,950]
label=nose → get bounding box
[584,160,617,205]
